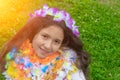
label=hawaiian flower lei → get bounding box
[3,39,79,80]
[30,4,80,37]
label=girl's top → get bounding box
[2,39,85,80]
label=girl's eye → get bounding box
[54,40,61,45]
[42,35,48,39]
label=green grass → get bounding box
[0,0,120,80]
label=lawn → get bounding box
[0,0,120,80]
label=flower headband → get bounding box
[30,4,80,37]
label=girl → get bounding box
[0,5,90,80]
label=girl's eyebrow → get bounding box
[41,32,49,36]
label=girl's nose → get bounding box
[44,40,52,50]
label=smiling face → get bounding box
[32,25,64,58]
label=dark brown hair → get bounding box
[0,15,90,79]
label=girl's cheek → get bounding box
[54,46,61,51]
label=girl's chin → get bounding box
[36,51,50,58]
[37,53,47,58]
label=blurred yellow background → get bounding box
[0,0,47,49]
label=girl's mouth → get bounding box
[39,47,50,54]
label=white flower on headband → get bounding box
[30,4,80,37]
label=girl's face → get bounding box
[32,25,64,58]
